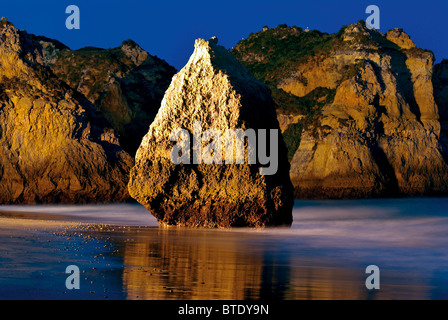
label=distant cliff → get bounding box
[233,21,448,198]
[44,39,176,155]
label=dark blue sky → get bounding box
[1,0,447,70]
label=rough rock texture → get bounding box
[0,20,133,203]
[45,40,176,155]
[386,28,416,50]
[233,21,448,198]
[128,38,294,227]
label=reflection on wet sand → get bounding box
[120,228,430,300]
[122,229,263,299]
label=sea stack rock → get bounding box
[128,37,293,228]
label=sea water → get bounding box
[0,198,447,299]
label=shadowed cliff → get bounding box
[45,39,176,155]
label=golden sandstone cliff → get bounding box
[0,20,133,203]
[233,21,448,198]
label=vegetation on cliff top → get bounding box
[232,25,339,87]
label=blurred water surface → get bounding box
[0,198,447,299]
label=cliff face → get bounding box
[0,20,133,203]
[233,22,448,198]
[128,38,294,227]
[45,40,176,155]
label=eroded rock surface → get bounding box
[233,21,448,198]
[128,38,293,227]
[0,20,133,203]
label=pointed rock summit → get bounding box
[128,37,294,228]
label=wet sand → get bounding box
[0,199,447,300]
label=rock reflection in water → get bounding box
[120,228,430,300]
[122,228,263,299]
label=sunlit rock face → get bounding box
[233,21,448,198]
[128,38,293,228]
[0,20,133,203]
